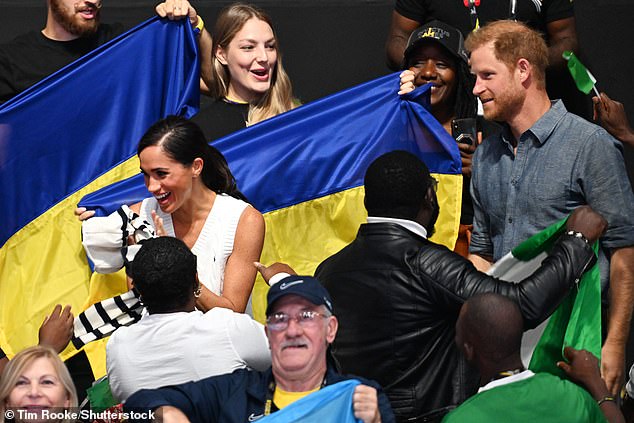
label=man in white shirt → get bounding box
[106,236,270,402]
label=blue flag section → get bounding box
[0,17,199,245]
[79,77,464,324]
[0,18,199,362]
[259,380,362,423]
[79,77,460,216]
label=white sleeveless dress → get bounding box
[139,193,248,295]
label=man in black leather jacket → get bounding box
[314,150,605,422]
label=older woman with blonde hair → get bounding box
[193,3,295,140]
[0,346,77,423]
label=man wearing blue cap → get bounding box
[125,275,395,423]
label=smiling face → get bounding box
[216,17,278,103]
[408,41,458,110]
[6,357,71,422]
[49,0,101,37]
[139,145,202,215]
[470,42,525,123]
[266,296,337,387]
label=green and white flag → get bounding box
[562,50,600,97]
[487,217,601,377]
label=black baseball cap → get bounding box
[403,20,469,67]
[266,275,333,315]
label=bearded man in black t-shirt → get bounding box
[0,0,211,103]
[0,0,125,103]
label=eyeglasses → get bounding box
[429,178,438,192]
[266,311,328,331]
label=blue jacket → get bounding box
[125,365,395,423]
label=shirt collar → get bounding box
[527,100,566,145]
[366,216,428,239]
[478,369,535,393]
[500,100,566,148]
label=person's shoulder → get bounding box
[557,107,623,150]
[327,365,379,389]
[0,31,42,55]
[203,306,249,323]
[473,124,505,159]
[106,321,134,349]
[217,193,249,210]
[542,0,574,21]
[314,235,357,279]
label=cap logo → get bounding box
[325,299,332,310]
[279,279,304,290]
[421,27,450,40]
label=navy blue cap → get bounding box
[266,275,333,315]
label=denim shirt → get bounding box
[469,100,634,271]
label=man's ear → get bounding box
[326,315,338,344]
[462,341,475,362]
[517,58,531,84]
[216,46,228,65]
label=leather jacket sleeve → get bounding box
[414,235,596,329]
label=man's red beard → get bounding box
[50,0,101,37]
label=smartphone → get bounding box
[451,118,477,145]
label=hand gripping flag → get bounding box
[79,78,463,325]
[0,17,199,368]
[487,217,601,376]
[258,380,362,423]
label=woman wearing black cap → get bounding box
[398,20,498,257]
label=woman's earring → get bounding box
[194,284,202,298]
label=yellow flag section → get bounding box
[0,156,138,370]
[252,172,461,322]
[0,17,200,379]
[209,76,464,323]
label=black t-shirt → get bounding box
[192,97,250,142]
[0,23,124,103]
[395,0,573,37]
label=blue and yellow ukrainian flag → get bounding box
[0,18,199,372]
[80,76,463,324]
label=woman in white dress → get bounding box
[78,116,264,312]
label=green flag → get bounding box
[487,217,601,378]
[563,50,599,96]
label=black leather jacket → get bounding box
[315,222,595,422]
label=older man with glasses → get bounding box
[124,275,395,423]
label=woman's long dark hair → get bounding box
[454,59,477,120]
[137,116,245,200]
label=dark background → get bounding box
[1,0,633,366]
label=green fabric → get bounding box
[442,373,607,423]
[510,218,566,261]
[523,222,601,377]
[86,376,118,412]
[499,216,601,377]
[563,50,596,95]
